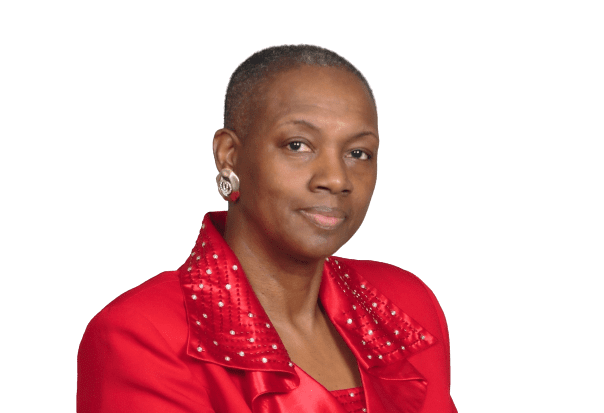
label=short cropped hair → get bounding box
[224,44,375,139]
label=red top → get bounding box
[77,211,456,412]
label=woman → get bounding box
[77,45,456,413]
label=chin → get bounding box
[286,232,350,262]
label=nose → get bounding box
[309,151,353,195]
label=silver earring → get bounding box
[216,168,240,202]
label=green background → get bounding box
[0,1,604,412]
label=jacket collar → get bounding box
[179,211,294,374]
[179,211,436,374]
[179,211,436,411]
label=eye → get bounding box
[347,149,371,160]
[287,141,311,152]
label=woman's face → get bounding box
[234,65,379,261]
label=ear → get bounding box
[213,128,241,172]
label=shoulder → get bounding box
[81,270,186,353]
[95,270,181,316]
[77,271,214,412]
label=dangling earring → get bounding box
[216,168,240,202]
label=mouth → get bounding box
[299,207,346,230]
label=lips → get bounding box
[299,207,346,230]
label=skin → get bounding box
[213,65,379,391]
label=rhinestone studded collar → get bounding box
[179,211,436,374]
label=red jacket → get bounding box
[78,212,456,412]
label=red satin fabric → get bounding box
[330,386,367,413]
[77,211,456,412]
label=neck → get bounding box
[224,210,325,331]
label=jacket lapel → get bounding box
[180,212,303,411]
[321,257,436,413]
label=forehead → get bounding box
[250,66,378,136]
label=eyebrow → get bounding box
[287,119,320,131]
[283,119,379,141]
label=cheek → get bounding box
[258,157,309,200]
[347,171,376,229]
[354,168,377,199]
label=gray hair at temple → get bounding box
[223,44,376,139]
